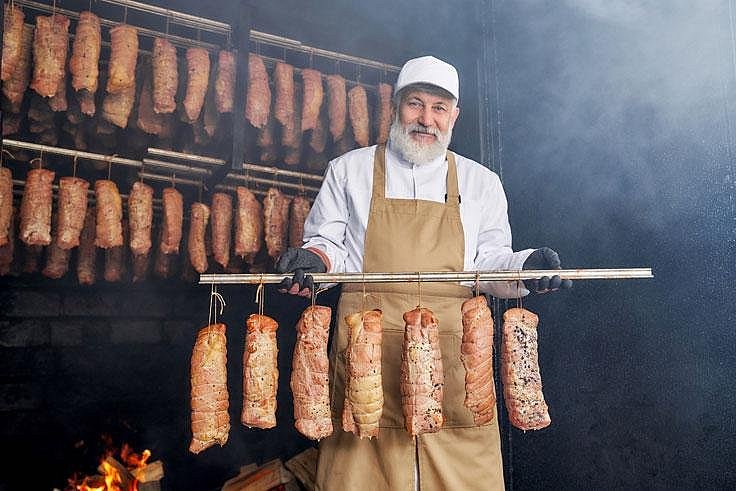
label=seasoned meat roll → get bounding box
[291,305,333,440]
[2,24,33,112]
[2,2,25,81]
[106,25,138,94]
[301,68,323,131]
[160,187,183,254]
[57,176,89,250]
[0,167,13,247]
[501,308,551,431]
[190,323,230,454]
[77,87,96,116]
[376,83,393,145]
[152,38,178,114]
[30,14,70,98]
[104,218,127,283]
[70,11,101,93]
[182,47,210,123]
[76,209,97,285]
[309,111,328,154]
[42,214,70,279]
[288,195,310,248]
[153,229,174,279]
[343,309,384,439]
[263,187,290,261]
[234,187,263,264]
[401,307,444,436]
[188,202,210,273]
[273,62,294,128]
[211,192,233,269]
[461,296,497,425]
[20,168,55,246]
[242,314,279,429]
[131,251,150,283]
[0,207,15,276]
[348,85,370,147]
[215,49,235,113]
[137,74,168,136]
[101,81,136,128]
[326,74,347,141]
[245,53,271,129]
[128,181,154,256]
[93,180,123,249]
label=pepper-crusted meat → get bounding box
[376,83,392,145]
[401,307,444,436]
[263,187,290,261]
[460,296,497,425]
[152,38,178,114]
[343,309,384,439]
[309,111,328,154]
[273,62,294,128]
[242,314,279,429]
[30,14,70,98]
[76,209,97,285]
[234,187,263,264]
[56,176,89,250]
[20,168,55,246]
[160,187,183,254]
[48,69,68,112]
[104,218,127,282]
[153,228,174,279]
[348,85,370,147]
[211,192,233,269]
[77,87,96,116]
[326,74,347,141]
[70,11,101,93]
[301,68,323,132]
[102,81,136,128]
[188,202,210,273]
[106,25,138,94]
[2,24,33,113]
[288,196,310,248]
[291,305,333,440]
[501,308,551,431]
[215,50,235,113]
[0,167,13,247]
[131,251,150,283]
[42,216,71,279]
[128,181,154,256]
[245,53,271,129]
[137,74,168,136]
[94,180,123,249]
[182,47,210,123]
[190,323,230,454]
[2,3,25,82]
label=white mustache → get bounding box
[407,124,440,136]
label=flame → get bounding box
[70,443,153,491]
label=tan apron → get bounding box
[315,146,504,491]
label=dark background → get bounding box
[1,0,733,489]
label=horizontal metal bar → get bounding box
[147,147,225,165]
[3,139,143,169]
[199,268,654,285]
[227,173,320,193]
[142,158,211,176]
[99,0,231,34]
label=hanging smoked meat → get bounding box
[131,250,150,283]
[301,68,323,132]
[102,79,136,128]
[273,61,294,128]
[263,187,290,261]
[104,219,127,282]
[375,83,393,145]
[94,180,123,249]
[56,176,89,250]
[291,305,333,441]
[77,209,97,285]
[348,85,370,147]
[152,38,178,114]
[77,87,96,116]
[190,323,230,454]
[233,187,262,265]
[128,181,153,256]
[137,74,168,136]
[460,295,497,425]
[211,192,233,269]
[1,2,25,81]
[160,187,183,254]
[245,53,270,129]
[215,49,235,113]
[106,25,138,94]
[501,308,551,431]
[43,239,71,279]
[70,11,101,96]
[23,244,43,273]
[153,228,174,279]
[203,80,219,138]
[288,195,310,248]
[188,202,210,274]
[3,114,22,136]
[242,314,279,429]
[401,307,444,436]
[30,14,70,98]
[343,309,384,439]
[48,69,68,112]
[309,111,328,155]
[326,74,347,141]
[257,113,277,163]
[0,167,12,247]
[20,168,55,246]
[0,207,15,276]
[182,47,210,123]
[2,24,33,113]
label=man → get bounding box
[277,55,571,490]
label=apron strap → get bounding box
[445,151,461,205]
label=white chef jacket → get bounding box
[302,143,535,298]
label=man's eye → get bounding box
[408,101,421,108]
[433,106,447,112]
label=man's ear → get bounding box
[450,105,460,127]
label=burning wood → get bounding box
[67,446,164,491]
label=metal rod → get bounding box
[99,0,231,33]
[3,139,143,169]
[142,158,211,176]
[227,173,321,193]
[199,268,654,285]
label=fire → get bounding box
[73,446,154,491]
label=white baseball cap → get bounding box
[394,55,459,101]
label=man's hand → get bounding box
[275,248,327,297]
[522,247,573,294]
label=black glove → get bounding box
[522,247,573,294]
[275,248,327,297]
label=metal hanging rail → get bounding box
[3,139,144,169]
[199,268,654,285]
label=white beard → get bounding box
[388,115,453,165]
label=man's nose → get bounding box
[417,106,433,126]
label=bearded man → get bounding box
[276,55,570,490]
